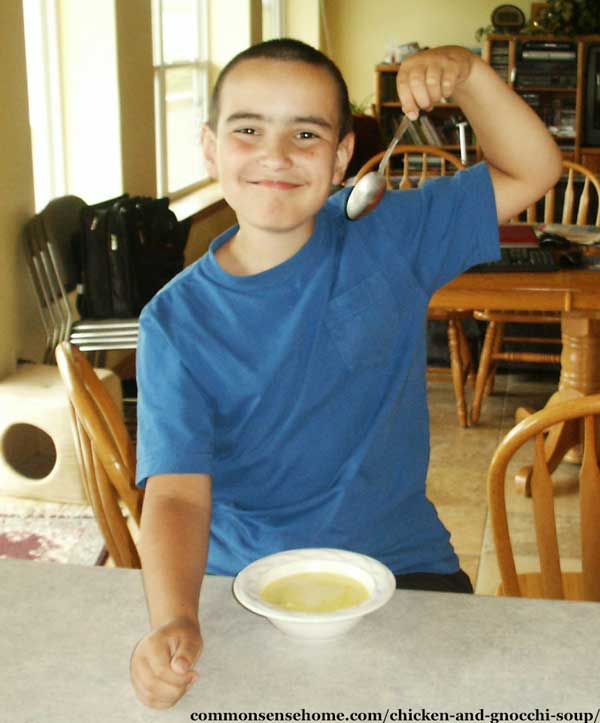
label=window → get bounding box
[23,0,65,211]
[152,0,208,197]
[262,0,285,41]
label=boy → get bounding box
[130,39,561,709]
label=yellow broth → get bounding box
[260,572,369,613]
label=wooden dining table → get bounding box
[430,267,600,489]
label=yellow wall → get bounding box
[324,0,531,105]
[286,0,321,48]
[185,204,237,266]
[116,0,157,196]
[209,0,255,88]
[0,0,37,377]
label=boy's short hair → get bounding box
[208,38,353,141]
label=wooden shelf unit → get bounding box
[374,64,478,166]
[374,35,600,172]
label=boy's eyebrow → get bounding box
[225,111,334,130]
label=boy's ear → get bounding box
[332,131,355,185]
[200,124,218,179]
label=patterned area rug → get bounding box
[0,497,106,565]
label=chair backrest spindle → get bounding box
[355,144,464,194]
[580,414,600,599]
[576,177,591,226]
[530,433,564,598]
[562,168,575,224]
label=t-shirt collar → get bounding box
[204,204,336,290]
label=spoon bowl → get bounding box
[345,173,387,220]
[345,115,411,221]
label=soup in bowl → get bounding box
[233,548,395,640]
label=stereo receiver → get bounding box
[515,41,577,89]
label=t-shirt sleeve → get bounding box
[135,305,214,488]
[365,161,500,297]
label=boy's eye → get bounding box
[296,131,318,140]
[235,128,257,135]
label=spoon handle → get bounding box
[377,115,411,175]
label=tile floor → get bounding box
[426,371,581,596]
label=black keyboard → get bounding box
[467,247,561,273]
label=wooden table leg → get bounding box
[558,315,600,394]
[515,313,600,495]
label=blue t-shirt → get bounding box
[136,162,499,576]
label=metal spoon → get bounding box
[345,114,412,220]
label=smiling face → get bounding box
[201,58,354,241]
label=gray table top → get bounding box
[1,558,599,722]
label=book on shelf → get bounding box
[406,120,425,144]
[419,116,442,146]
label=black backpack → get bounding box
[76,194,187,318]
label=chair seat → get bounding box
[497,572,585,600]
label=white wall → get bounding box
[58,0,123,203]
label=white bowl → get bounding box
[233,548,396,640]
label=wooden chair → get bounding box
[55,341,142,567]
[488,393,600,601]
[24,196,139,362]
[355,146,473,427]
[470,160,600,426]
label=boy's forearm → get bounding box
[139,475,212,630]
[396,46,562,220]
[452,54,561,187]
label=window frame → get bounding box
[152,0,209,198]
[23,0,66,211]
[262,0,286,40]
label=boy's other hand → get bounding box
[396,46,474,120]
[130,617,203,709]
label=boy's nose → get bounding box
[259,137,293,170]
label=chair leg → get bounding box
[470,320,498,425]
[484,322,504,397]
[456,321,474,386]
[447,319,468,428]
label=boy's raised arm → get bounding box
[396,46,563,223]
[130,473,212,709]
